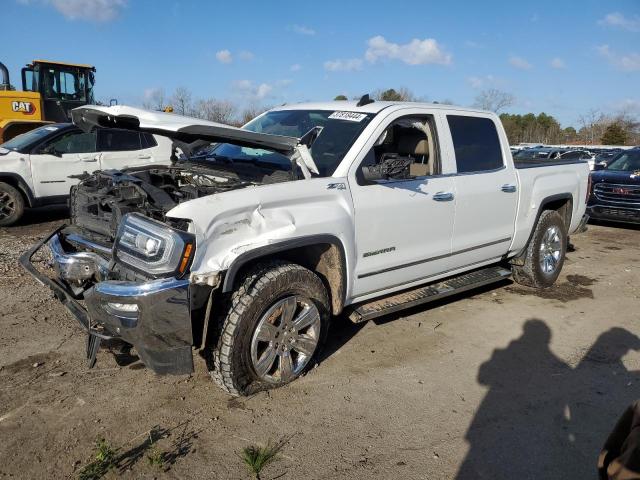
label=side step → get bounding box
[348,266,512,323]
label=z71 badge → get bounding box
[11,101,36,115]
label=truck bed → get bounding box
[514,158,588,169]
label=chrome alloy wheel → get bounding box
[0,191,16,221]
[539,226,562,274]
[250,296,321,383]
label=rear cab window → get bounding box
[447,115,504,173]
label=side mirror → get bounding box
[593,162,607,171]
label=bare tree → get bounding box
[192,98,237,124]
[238,104,269,126]
[473,89,515,113]
[171,87,193,115]
[142,88,166,111]
[373,87,418,102]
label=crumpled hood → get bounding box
[71,105,299,154]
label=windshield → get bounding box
[0,125,65,152]
[198,109,375,176]
[606,150,640,172]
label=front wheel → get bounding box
[0,182,25,227]
[210,260,330,396]
[512,210,567,288]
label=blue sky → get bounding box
[4,0,640,126]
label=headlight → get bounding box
[114,213,195,277]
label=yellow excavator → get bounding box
[0,59,96,143]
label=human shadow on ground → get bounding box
[456,319,640,480]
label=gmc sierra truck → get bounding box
[21,101,590,396]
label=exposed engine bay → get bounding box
[70,162,295,242]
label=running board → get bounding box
[348,266,512,323]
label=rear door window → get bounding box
[447,115,504,173]
[97,129,142,151]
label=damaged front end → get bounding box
[20,216,200,375]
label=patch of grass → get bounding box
[241,441,283,479]
[78,439,117,480]
[146,431,165,469]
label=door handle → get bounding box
[81,157,98,162]
[137,154,151,159]
[501,184,517,193]
[433,191,454,202]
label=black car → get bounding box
[588,148,640,224]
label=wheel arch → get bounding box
[221,235,348,315]
[511,193,573,264]
[0,173,35,207]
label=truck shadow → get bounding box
[589,218,640,231]
[456,319,640,480]
[15,205,69,227]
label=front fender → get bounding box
[166,177,356,294]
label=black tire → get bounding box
[512,210,567,288]
[0,182,25,227]
[210,260,330,396]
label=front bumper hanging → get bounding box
[20,227,195,375]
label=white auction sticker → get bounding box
[328,111,368,122]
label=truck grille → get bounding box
[593,183,640,205]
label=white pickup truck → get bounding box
[0,123,172,225]
[22,101,590,396]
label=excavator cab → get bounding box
[21,60,95,122]
[0,60,96,142]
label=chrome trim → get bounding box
[358,237,512,279]
[501,184,517,193]
[65,233,112,255]
[48,234,109,283]
[94,277,190,297]
[355,256,505,298]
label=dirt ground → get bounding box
[0,207,639,479]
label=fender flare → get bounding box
[513,193,574,261]
[221,234,348,305]
[0,172,36,207]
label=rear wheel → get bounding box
[0,182,25,227]
[512,210,567,288]
[210,260,330,396]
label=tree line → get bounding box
[137,86,639,146]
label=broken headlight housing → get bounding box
[114,213,195,278]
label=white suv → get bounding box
[0,123,172,225]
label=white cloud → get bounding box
[597,44,640,71]
[464,40,484,49]
[598,12,640,32]
[21,0,127,22]
[323,58,364,72]
[233,80,274,100]
[289,64,302,72]
[509,55,533,70]
[611,98,640,114]
[291,24,316,35]
[365,35,452,65]
[550,57,566,69]
[467,75,498,89]
[238,50,254,61]
[215,50,233,64]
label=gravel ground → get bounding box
[0,209,638,479]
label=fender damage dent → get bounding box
[167,177,355,312]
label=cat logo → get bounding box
[11,101,36,115]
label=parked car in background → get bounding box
[588,147,640,224]
[513,147,568,161]
[0,123,172,225]
[559,149,597,169]
[22,102,589,396]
